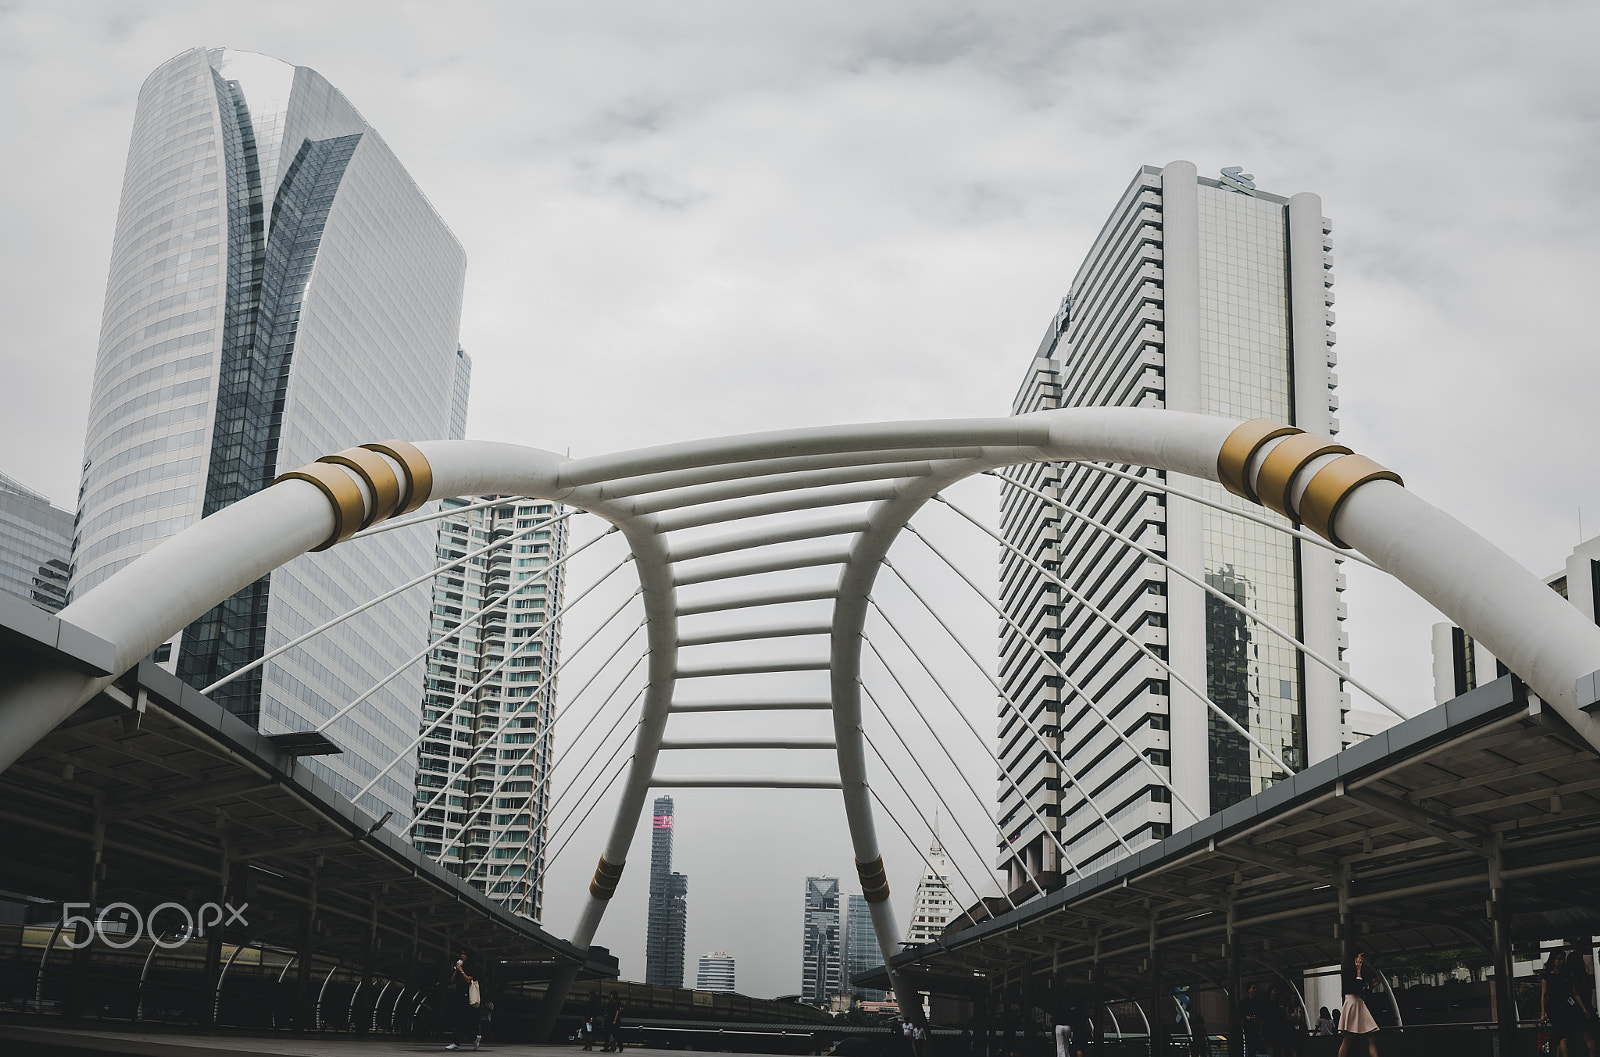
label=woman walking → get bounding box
[1337,951,1380,1057]
[1543,950,1594,1057]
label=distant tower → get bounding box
[0,471,73,613]
[801,876,841,1005]
[695,951,736,993]
[410,493,568,920]
[904,838,953,946]
[645,795,688,986]
[843,893,885,1000]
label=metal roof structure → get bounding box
[0,594,611,991]
[867,673,1600,998]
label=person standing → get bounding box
[582,990,601,1050]
[1566,950,1600,1057]
[444,950,481,1052]
[1337,951,1380,1057]
[1543,950,1593,1057]
[601,990,623,1052]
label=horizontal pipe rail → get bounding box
[647,776,842,789]
[674,659,831,678]
[657,738,837,750]
[668,698,833,712]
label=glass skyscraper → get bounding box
[0,471,73,613]
[412,497,568,920]
[645,795,688,986]
[73,48,469,825]
[842,893,884,1001]
[996,161,1345,890]
[800,876,841,1005]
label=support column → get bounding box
[1022,964,1036,1057]
[1490,838,1516,1057]
[294,857,321,1034]
[1149,932,1167,1055]
[357,896,377,1035]
[1226,903,1242,1057]
[66,804,105,1021]
[1091,944,1106,1056]
[200,840,229,1027]
[975,983,990,1057]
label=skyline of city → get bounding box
[2,2,1595,1001]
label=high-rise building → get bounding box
[411,496,567,919]
[645,795,688,986]
[842,893,884,1000]
[73,48,468,825]
[800,876,841,1005]
[696,951,736,993]
[903,839,954,946]
[998,161,1344,891]
[0,472,73,613]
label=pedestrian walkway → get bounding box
[0,1025,727,1057]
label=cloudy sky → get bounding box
[3,0,1599,999]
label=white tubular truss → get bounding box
[8,410,1600,1024]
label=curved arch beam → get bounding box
[3,409,1599,1028]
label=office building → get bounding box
[696,952,736,993]
[645,796,688,986]
[842,893,884,1000]
[1432,534,1600,704]
[800,876,841,1005]
[998,161,1344,889]
[0,472,73,613]
[411,496,567,919]
[904,839,954,946]
[73,47,469,825]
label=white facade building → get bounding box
[998,162,1346,890]
[696,951,736,993]
[0,472,73,613]
[904,839,954,946]
[412,497,567,919]
[1432,533,1600,704]
[73,48,468,825]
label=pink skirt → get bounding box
[1340,994,1379,1034]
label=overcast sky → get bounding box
[3,0,1599,999]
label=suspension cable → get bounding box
[861,633,1087,879]
[865,785,987,933]
[1062,463,1381,570]
[204,509,577,695]
[347,495,534,541]
[437,623,647,859]
[859,746,997,930]
[856,680,1027,906]
[403,575,641,811]
[460,667,648,890]
[992,470,1404,719]
[897,526,1204,834]
[878,560,1167,845]
[933,492,1295,776]
[543,746,637,872]
[315,524,621,736]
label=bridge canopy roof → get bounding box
[865,675,1600,997]
[0,594,612,983]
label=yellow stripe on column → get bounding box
[320,447,403,528]
[273,462,367,551]
[362,439,434,515]
[1253,433,1351,518]
[856,855,891,903]
[1216,419,1302,502]
[1298,455,1404,549]
[590,856,625,900]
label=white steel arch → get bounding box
[5,409,1600,1022]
